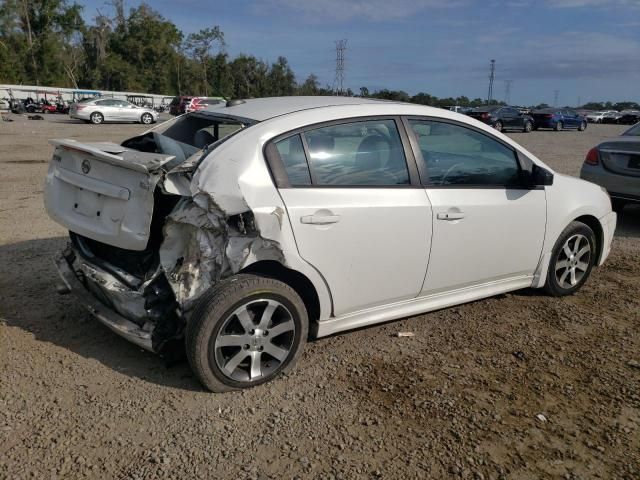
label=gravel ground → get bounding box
[1,114,639,480]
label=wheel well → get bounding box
[575,215,604,263]
[240,261,321,324]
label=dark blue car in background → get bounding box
[532,108,587,131]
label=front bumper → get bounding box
[54,248,154,351]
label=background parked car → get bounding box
[69,98,159,125]
[185,96,226,113]
[169,95,193,116]
[467,105,534,132]
[601,111,623,124]
[580,122,640,212]
[587,111,620,123]
[531,108,587,131]
[617,111,640,125]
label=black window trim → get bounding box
[401,115,540,190]
[264,115,422,189]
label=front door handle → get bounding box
[300,212,341,225]
[437,211,465,220]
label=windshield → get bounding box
[622,123,640,136]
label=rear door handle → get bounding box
[300,213,341,225]
[437,211,465,220]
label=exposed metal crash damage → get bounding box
[47,111,291,353]
[159,192,284,312]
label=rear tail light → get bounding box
[545,114,553,118]
[481,112,489,119]
[76,105,86,110]
[584,147,599,165]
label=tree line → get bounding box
[1,1,637,111]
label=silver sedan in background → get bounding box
[581,122,640,211]
[69,98,159,125]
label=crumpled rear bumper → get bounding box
[54,249,155,352]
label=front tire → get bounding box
[523,121,533,133]
[494,121,503,132]
[555,121,563,131]
[544,221,596,297]
[141,113,153,124]
[90,112,104,125]
[186,274,308,392]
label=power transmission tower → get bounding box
[487,59,496,104]
[333,39,347,96]
[554,90,559,107]
[504,80,513,104]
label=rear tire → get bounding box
[544,221,596,297]
[523,121,533,133]
[555,121,563,131]
[578,121,587,131]
[186,274,308,392]
[494,121,503,132]
[90,112,104,125]
[141,113,153,124]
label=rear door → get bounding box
[270,118,433,317]
[405,118,546,294]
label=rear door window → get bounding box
[303,119,410,186]
[274,135,312,186]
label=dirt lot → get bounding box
[1,114,638,480]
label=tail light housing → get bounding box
[75,104,86,110]
[584,147,599,165]
[481,112,489,119]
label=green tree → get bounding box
[267,56,296,96]
[185,26,224,96]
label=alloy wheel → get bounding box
[555,234,591,289]
[214,299,296,382]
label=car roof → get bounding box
[205,96,395,121]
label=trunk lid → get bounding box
[599,139,640,178]
[44,139,178,251]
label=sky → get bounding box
[80,0,640,105]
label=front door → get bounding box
[405,118,546,295]
[274,118,433,316]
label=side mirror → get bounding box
[531,164,554,187]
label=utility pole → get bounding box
[333,39,347,96]
[554,90,559,107]
[487,59,496,105]
[577,96,582,108]
[504,80,513,105]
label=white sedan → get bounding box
[44,97,616,392]
[69,98,159,125]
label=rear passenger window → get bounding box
[275,134,312,186]
[409,120,520,187]
[303,119,410,186]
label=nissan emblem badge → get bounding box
[81,159,91,174]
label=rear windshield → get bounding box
[623,123,640,136]
[152,112,254,153]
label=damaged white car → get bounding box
[44,97,616,392]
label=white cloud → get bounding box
[257,0,466,21]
